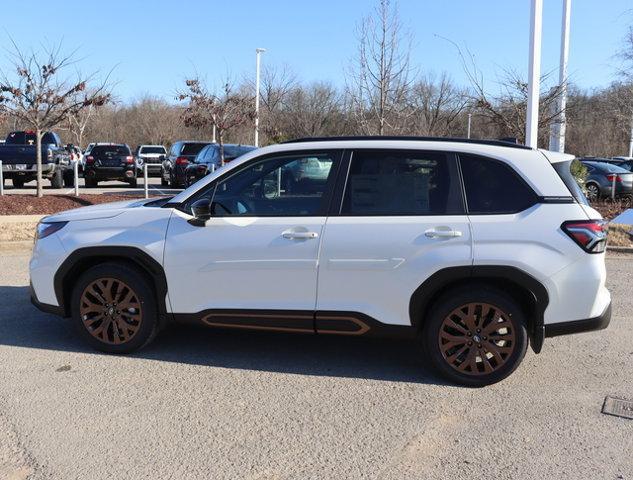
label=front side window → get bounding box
[341,150,464,215]
[459,154,537,214]
[193,152,339,216]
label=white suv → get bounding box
[29,138,611,386]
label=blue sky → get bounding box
[3,0,632,102]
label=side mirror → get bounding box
[159,154,166,161]
[188,198,211,226]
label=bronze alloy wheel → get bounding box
[438,302,516,376]
[79,277,143,345]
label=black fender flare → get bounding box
[408,265,549,353]
[54,246,171,324]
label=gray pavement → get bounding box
[1,177,181,197]
[0,252,631,479]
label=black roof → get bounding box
[282,136,532,150]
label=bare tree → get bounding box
[0,42,110,196]
[346,0,413,135]
[64,101,95,149]
[408,73,469,136]
[178,77,255,164]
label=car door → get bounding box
[164,150,342,331]
[315,149,472,333]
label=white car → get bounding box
[134,144,167,177]
[29,137,611,386]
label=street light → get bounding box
[254,48,266,147]
[525,0,543,148]
[549,0,571,153]
[467,113,472,139]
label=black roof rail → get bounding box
[281,135,532,150]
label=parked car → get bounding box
[161,141,211,188]
[184,144,256,186]
[134,145,167,177]
[0,130,72,188]
[30,137,611,387]
[580,160,633,200]
[83,143,137,188]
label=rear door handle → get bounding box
[425,227,463,239]
[282,230,319,240]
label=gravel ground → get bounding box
[0,252,631,479]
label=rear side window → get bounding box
[341,150,464,215]
[553,160,589,205]
[92,145,131,156]
[140,146,166,154]
[459,154,537,214]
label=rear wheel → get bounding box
[70,263,158,353]
[160,175,168,187]
[63,172,74,188]
[422,286,528,387]
[128,177,138,188]
[50,169,64,189]
[12,178,24,189]
[85,178,98,188]
[586,183,600,201]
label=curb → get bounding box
[607,246,633,253]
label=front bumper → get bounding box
[30,281,64,317]
[544,301,612,337]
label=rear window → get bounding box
[553,160,588,205]
[6,131,57,145]
[91,145,131,156]
[140,146,166,154]
[180,143,209,155]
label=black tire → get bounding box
[161,175,168,187]
[63,172,74,188]
[169,173,179,189]
[85,178,98,188]
[70,262,159,354]
[12,177,24,189]
[421,286,528,387]
[50,169,64,189]
[128,177,138,188]
[586,183,600,201]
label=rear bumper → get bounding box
[85,166,135,181]
[544,301,611,337]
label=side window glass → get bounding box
[341,150,463,215]
[206,152,338,216]
[459,154,537,214]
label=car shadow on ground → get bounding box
[0,286,447,386]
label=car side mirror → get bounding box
[188,198,211,226]
[159,155,166,161]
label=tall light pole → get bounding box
[525,0,543,148]
[254,48,266,147]
[467,113,472,139]
[549,0,571,152]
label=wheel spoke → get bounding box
[439,301,517,377]
[80,278,143,345]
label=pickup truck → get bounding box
[0,131,72,189]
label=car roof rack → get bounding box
[281,135,532,150]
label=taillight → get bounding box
[85,155,94,164]
[175,156,189,166]
[561,220,608,254]
[606,174,622,183]
[125,156,134,164]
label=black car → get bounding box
[161,141,211,188]
[580,160,633,200]
[83,143,137,188]
[612,159,633,173]
[184,144,256,186]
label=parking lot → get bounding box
[0,250,631,479]
[1,177,178,197]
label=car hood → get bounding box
[43,198,157,222]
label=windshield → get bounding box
[140,146,166,154]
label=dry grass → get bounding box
[609,223,633,248]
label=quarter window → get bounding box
[341,150,464,215]
[459,154,537,214]
[201,152,339,216]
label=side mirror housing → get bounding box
[189,198,211,226]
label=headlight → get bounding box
[36,221,68,239]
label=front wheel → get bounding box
[50,169,64,189]
[12,177,25,189]
[421,286,528,387]
[586,183,600,201]
[70,263,158,353]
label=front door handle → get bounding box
[425,227,463,239]
[282,230,319,240]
